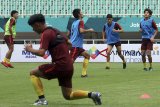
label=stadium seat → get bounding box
[0,0,159,18]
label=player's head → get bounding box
[144,8,152,18]
[28,14,46,34]
[11,10,18,19]
[72,9,83,19]
[106,14,113,25]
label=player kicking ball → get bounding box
[25,14,102,106]
[102,14,126,69]
[140,8,158,71]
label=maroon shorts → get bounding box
[70,47,85,61]
[141,38,153,50]
[108,41,121,47]
[39,63,73,88]
[4,35,14,46]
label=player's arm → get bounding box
[113,23,124,33]
[139,23,142,32]
[30,49,46,57]
[61,31,72,48]
[66,38,72,46]
[151,20,158,39]
[4,24,6,32]
[25,31,53,57]
[102,25,106,42]
[150,20,158,42]
[24,45,46,57]
[66,30,70,37]
[63,35,72,49]
[66,39,72,49]
[80,28,94,33]
[9,18,15,36]
[79,20,94,33]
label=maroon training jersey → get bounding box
[40,28,71,66]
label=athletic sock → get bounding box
[70,90,89,100]
[82,59,89,76]
[30,75,44,97]
[143,63,146,68]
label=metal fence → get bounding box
[0,39,160,44]
[0,0,160,18]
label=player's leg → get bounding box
[146,50,152,71]
[1,44,14,67]
[61,86,102,105]
[30,63,57,105]
[1,36,14,68]
[105,44,113,69]
[116,43,126,69]
[81,50,90,77]
[53,63,102,105]
[146,41,153,71]
[5,44,14,61]
[141,40,147,71]
[59,62,101,105]
[141,50,147,71]
[61,86,88,100]
[30,67,48,105]
[70,47,89,77]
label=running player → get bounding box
[140,8,158,71]
[25,14,102,106]
[1,10,18,68]
[102,14,126,69]
[69,9,95,77]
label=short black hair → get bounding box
[144,8,152,15]
[11,10,18,17]
[28,14,45,25]
[72,9,81,18]
[106,14,113,18]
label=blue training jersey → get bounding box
[70,19,84,48]
[104,21,120,44]
[140,18,155,39]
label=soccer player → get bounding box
[69,9,94,77]
[1,10,18,68]
[140,8,158,71]
[25,14,102,106]
[102,14,126,69]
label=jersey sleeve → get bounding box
[114,23,122,30]
[40,30,56,50]
[79,20,84,29]
[9,18,15,27]
[152,20,158,30]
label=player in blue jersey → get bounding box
[102,14,126,69]
[140,8,158,71]
[69,9,94,77]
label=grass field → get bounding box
[0,62,160,107]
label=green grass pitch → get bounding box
[0,62,160,107]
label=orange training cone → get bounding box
[140,93,151,99]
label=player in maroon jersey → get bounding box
[25,14,102,106]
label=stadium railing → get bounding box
[0,39,160,44]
